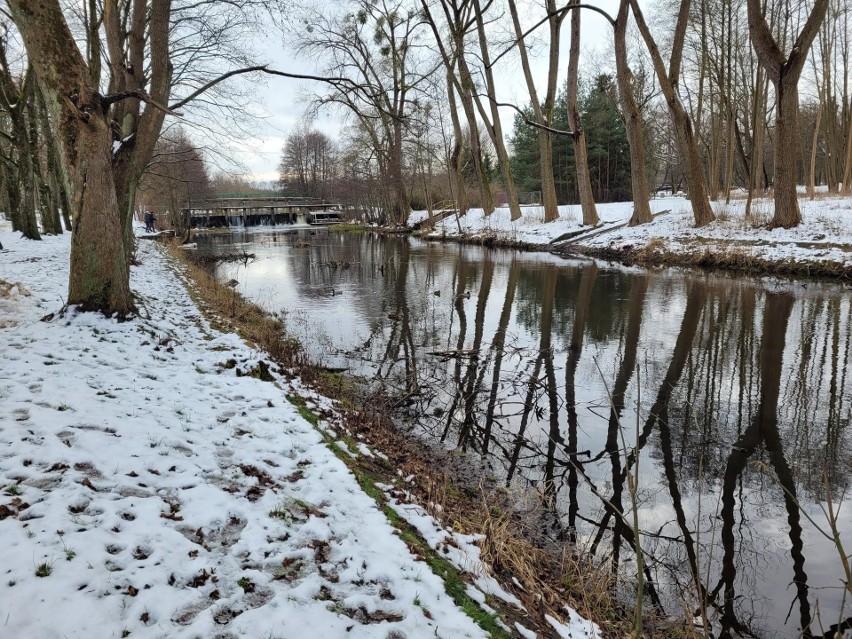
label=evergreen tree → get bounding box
[508,107,544,196]
[582,75,632,203]
[509,74,632,205]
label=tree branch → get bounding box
[479,94,575,136]
[488,2,614,69]
[168,65,376,112]
[102,89,178,115]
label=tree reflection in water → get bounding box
[209,231,852,638]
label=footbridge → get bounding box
[182,197,342,228]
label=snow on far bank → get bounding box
[409,195,852,270]
[0,226,487,639]
[409,198,690,245]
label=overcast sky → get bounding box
[219,0,624,182]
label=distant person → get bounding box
[145,211,157,233]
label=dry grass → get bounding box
[573,242,852,280]
[742,201,772,228]
[713,205,731,222]
[634,237,668,261]
[0,279,31,299]
[165,242,305,368]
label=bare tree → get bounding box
[614,0,653,226]
[566,1,600,226]
[506,0,564,222]
[746,0,829,227]
[293,0,435,224]
[278,128,337,198]
[421,0,496,216]
[138,128,212,237]
[629,0,716,227]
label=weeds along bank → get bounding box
[168,238,696,638]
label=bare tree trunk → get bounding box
[8,0,134,314]
[808,96,823,200]
[472,0,522,221]
[630,0,715,226]
[746,0,829,227]
[0,55,41,240]
[843,108,852,193]
[567,1,599,226]
[772,81,804,226]
[508,0,561,222]
[746,67,767,219]
[446,72,469,219]
[37,81,71,231]
[456,56,494,216]
[615,0,653,226]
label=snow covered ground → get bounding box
[409,198,689,246]
[410,195,852,270]
[0,226,496,639]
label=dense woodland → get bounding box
[0,0,850,314]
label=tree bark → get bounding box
[772,79,804,226]
[8,0,134,314]
[630,0,715,227]
[746,0,829,227]
[567,1,599,226]
[615,0,653,226]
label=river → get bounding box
[198,227,852,638]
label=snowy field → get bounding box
[410,195,852,269]
[0,227,495,639]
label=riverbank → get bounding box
[408,195,852,279]
[0,225,609,638]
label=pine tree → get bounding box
[509,75,632,205]
[582,75,632,203]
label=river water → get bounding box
[199,228,852,638]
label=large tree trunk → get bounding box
[567,2,599,226]
[772,79,804,227]
[68,94,134,313]
[614,0,653,226]
[746,0,829,228]
[8,0,134,315]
